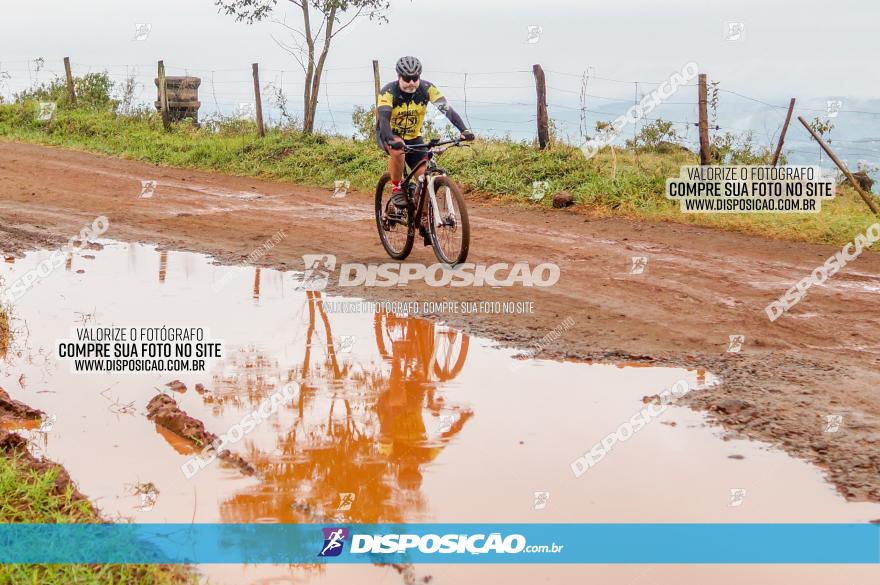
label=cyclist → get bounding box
[376,56,474,236]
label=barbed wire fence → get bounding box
[1,57,879,175]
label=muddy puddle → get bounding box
[1,241,878,585]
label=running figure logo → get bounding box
[318,527,349,557]
[294,254,336,291]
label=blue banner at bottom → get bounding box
[0,524,877,564]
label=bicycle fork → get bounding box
[424,174,456,228]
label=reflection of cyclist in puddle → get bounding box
[215,300,472,526]
[375,311,472,491]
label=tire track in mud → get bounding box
[0,140,878,506]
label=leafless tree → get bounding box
[216,0,392,133]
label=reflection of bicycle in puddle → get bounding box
[215,292,473,530]
[374,310,472,439]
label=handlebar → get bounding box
[400,137,472,153]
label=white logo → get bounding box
[36,102,56,122]
[351,533,529,554]
[292,254,560,288]
[336,335,355,353]
[533,491,550,510]
[135,487,159,511]
[38,414,57,433]
[181,383,299,479]
[139,180,157,199]
[629,256,648,275]
[570,379,692,477]
[337,492,356,511]
[725,22,744,41]
[531,180,549,202]
[134,23,152,41]
[581,61,699,160]
[237,102,256,120]
[320,528,347,556]
[826,100,843,118]
[438,414,455,433]
[526,25,543,44]
[766,223,880,322]
[293,254,336,291]
[727,335,745,353]
[729,488,746,507]
[332,180,350,199]
[824,414,843,433]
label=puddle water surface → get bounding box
[1,242,878,585]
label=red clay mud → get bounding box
[146,393,255,475]
[0,140,878,502]
[0,386,43,421]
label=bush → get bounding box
[351,104,376,142]
[14,72,116,110]
[625,119,687,153]
[711,130,773,165]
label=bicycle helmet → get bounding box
[395,56,422,77]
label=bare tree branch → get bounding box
[330,4,365,38]
[270,34,306,72]
[216,0,393,132]
[271,16,308,43]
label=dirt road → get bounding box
[1,140,878,504]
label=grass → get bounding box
[0,101,878,246]
[0,305,195,584]
[0,450,195,584]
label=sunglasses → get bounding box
[400,75,420,83]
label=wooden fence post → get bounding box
[157,60,170,131]
[252,63,265,137]
[372,60,381,108]
[698,73,710,165]
[798,116,879,216]
[533,64,549,149]
[771,98,796,166]
[63,57,76,106]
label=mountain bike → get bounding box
[375,138,471,266]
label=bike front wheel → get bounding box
[375,172,414,261]
[428,175,470,266]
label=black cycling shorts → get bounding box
[377,135,428,172]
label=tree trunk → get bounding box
[301,1,316,133]
[305,5,336,133]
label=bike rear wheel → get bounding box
[428,175,470,266]
[375,172,414,260]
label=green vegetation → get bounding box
[0,72,877,245]
[0,450,193,584]
[14,72,117,111]
[0,306,193,584]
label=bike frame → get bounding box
[398,138,463,231]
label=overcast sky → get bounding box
[1,0,878,165]
[2,0,876,98]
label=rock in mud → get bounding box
[552,192,574,208]
[713,398,752,415]
[194,383,207,394]
[0,386,44,420]
[146,394,255,476]
[165,379,187,393]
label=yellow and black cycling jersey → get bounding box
[376,79,468,142]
